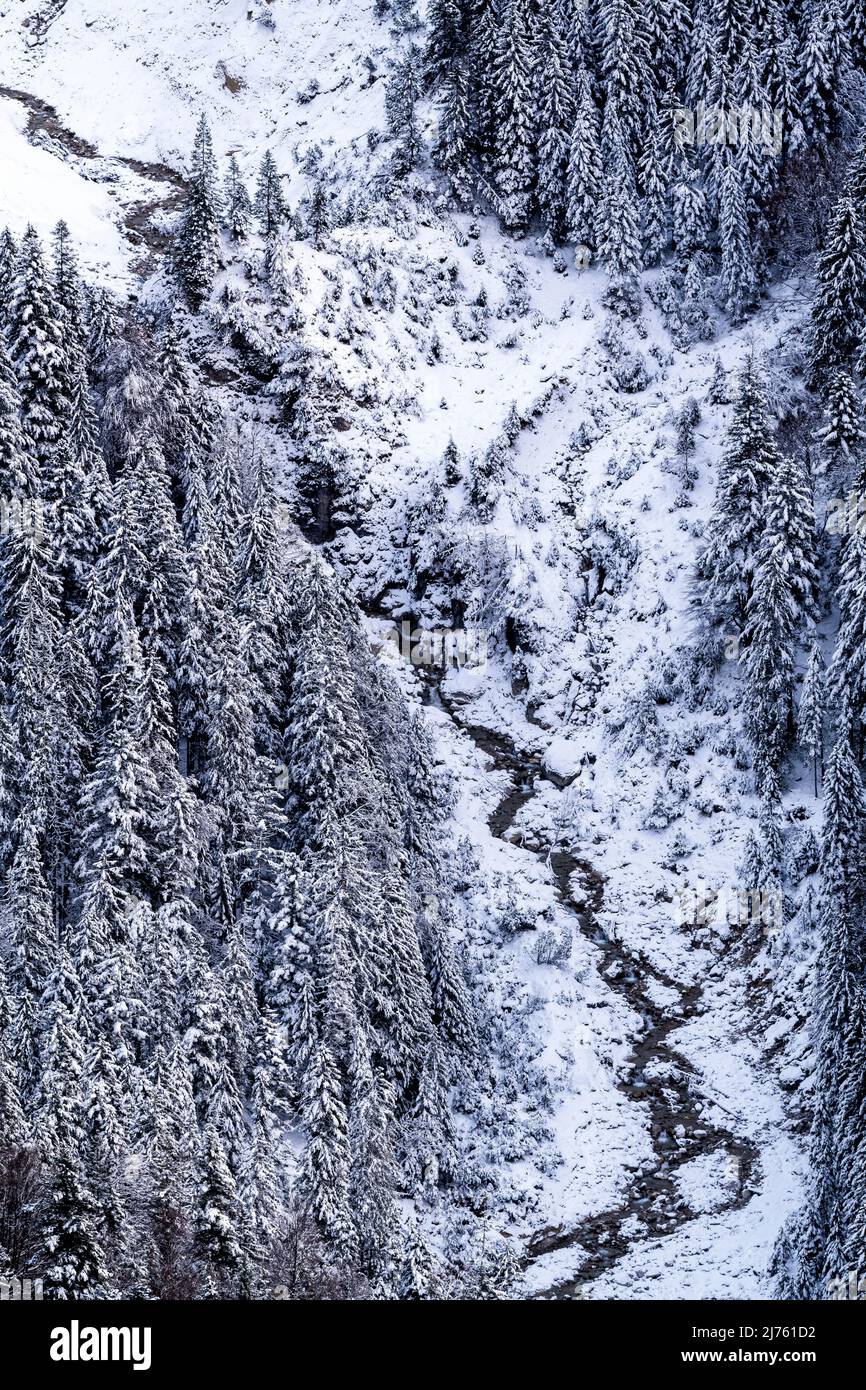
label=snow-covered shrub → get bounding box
[534,925,572,966]
[642,784,682,830]
[785,827,820,883]
[609,686,666,760]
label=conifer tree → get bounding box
[307,179,331,247]
[35,945,87,1157]
[798,641,826,797]
[800,0,858,150]
[595,104,642,309]
[536,2,575,242]
[493,0,536,233]
[52,219,85,335]
[3,825,54,1095]
[433,61,473,202]
[386,45,424,177]
[176,115,221,309]
[818,370,864,458]
[718,154,758,323]
[0,955,26,1155]
[828,531,866,729]
[8,225,68,469]
[672,149,709,263]
[809,193,866,389]
[0,339,38,499]
[224,155,253,241]
[644,0,691,86]
[86,288,120,383]
[467,0,500,165]
[348,1029,399,1275]
[781,716,866,1294]
[41,1137,107,1299]
[254,151,288,240]
[700,357,779,626]
[742,538,798,792]
[566,66,603,249]
[195,1124,244,1296]
[300,1026,355,1258]
[396,1215,438,1299]
[639,112,670,267]
[424,0,466,88]
[1,515,64,841]
[598,0,652,154]
[0,227,16,317]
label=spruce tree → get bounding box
[254,151,288,240]
[348,1029,399,1276]
[224,155,253,241]
[700,356,779,626]
[566,66,603,249]
[800,0,858,150]
[386,45,424,178]
[828,531,866,729]
[425,0,466,88]
[8,225,68,470]
[718,153,758,323]
[493,0,536,233]
[595,103,642,309]
[782,717,866,1293]
[798,641,826,797]
[307,180,331,247]
[598,0,652,154]
[0,227,16,319]
[3,825,54,1095]
[433,62,473,202]
[41,1137,107,1299]
[195,1124,244,1297]
[818,370,864,458]
[742,534,798,792]
[672,148,709,263]
[0,339,38,499]
[809,193,866,389]
[175,115,221,309]
[536,1,575,242]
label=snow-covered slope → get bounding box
[0,0,817,1298]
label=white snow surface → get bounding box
[0,0,815,1298]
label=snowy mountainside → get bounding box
[0,0,843,1300]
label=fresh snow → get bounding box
[0,0,829,1302]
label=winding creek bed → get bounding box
[431,686,762,1299]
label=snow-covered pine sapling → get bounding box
[706,355,730,406]
[675,396,701,489]
[224,155,252,241]
[442,436,461,486]
[306,178,331,248]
